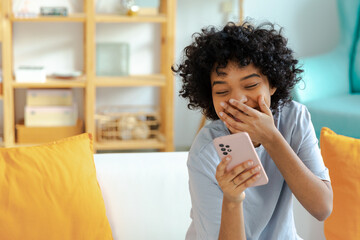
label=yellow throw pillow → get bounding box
[0,133,113,240]
[320,127,360,240]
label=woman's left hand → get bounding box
[219,95,278,145]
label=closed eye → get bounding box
[245,83,259,89]
[215,91,228,95]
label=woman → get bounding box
[172,22,333,240]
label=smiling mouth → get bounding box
[225,106,261,121]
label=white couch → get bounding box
[94,152,326,240]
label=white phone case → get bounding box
[213,132,269,187]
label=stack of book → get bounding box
[16,89,83,144]
[25,89,77,127]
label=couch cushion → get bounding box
[294,48,351,103]
[305,94,360,139]
[0,134,113,240]
[320,127,360,240]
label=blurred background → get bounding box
[0,0,341,150]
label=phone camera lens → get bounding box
[223,152,228,155]
[228,149,232,152]
[226,145,230,148]
[221,148,226,151]
[219,144,224,147]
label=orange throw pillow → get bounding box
[0,133,113,240]
[320,127,360,240]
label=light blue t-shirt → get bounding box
[185,101,330,240]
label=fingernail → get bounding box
[255,166,260,171]
[229,99,235,104]
[219,112,224,117]
[226,157,231,161]
[255,174,261,178]
[220,102,226,107]
[247,161,253,166]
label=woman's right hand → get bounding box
[215,155,261,203]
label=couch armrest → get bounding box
[293,197,326,239]
[293,45,351,103]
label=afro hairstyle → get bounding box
[172,21,303,120]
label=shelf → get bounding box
[0,18,2,41]
[11,13,86,22]
[96,74,166,87]
[95,139,166,151]
[10,139,166,151]
[12,76,86,88]
[10,14,167,23]
[95,14,167,23]
[1,0,175,151]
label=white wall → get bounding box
[174,0,225,149]
[242,0,339,57]
[2,0,339,149]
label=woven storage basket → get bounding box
[96,106,160,142]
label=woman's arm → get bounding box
[219,96,333,221]
[215,156,261,240]
[262,131,333,220]
[219,198,246,240]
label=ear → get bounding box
[270,87,277,96]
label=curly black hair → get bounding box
[172,22,303,120]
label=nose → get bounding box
[230,91,248,104]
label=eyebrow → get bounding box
[212,73,261,86]
[241,73,261,81]
[212,80,226,86]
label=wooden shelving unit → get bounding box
[95,74,166,87]
[10,13,86,22]
[12,76,87,88]
[0,0,5,147]
[0,0,2,43]
[95,14,167,23]
[1,0,175,151]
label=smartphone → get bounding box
[213,132,268,187]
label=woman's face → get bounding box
[211,61,277,119]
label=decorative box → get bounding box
[25,104,78,127]
[16,119,83,144]
[96,43,129,76]
[26,89,73,106]
[15,66,46,83]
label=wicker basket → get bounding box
[96,106,160,142]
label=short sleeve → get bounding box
[290,105,330,181]
[186,147,223,240]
